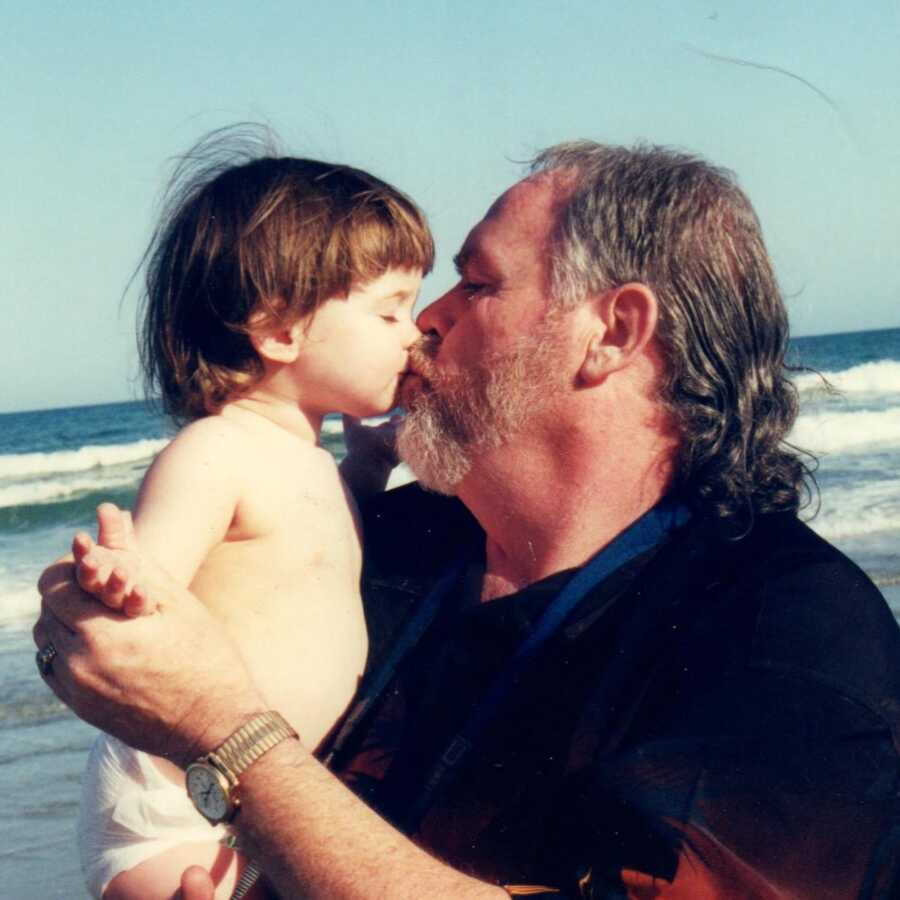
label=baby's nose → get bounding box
[401,317,421,349]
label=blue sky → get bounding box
[2,1,898,413]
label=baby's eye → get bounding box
[380,314,399,323]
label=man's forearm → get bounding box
[234,738,506,899]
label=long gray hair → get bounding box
[532,141,815,530]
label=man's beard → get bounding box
[397,320,566,495]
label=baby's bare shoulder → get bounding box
[172,415,326,472]
[164,415,252,462]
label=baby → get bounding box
[74,130,432,899]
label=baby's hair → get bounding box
[138,124,434,423]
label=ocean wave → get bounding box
[0,584,39,632]
[790,407,900,455]
[0,472,140,510]
[320,414,390,436]
[0,438,169,480]
[805,478,900,540]
[0,482,140,534]
[794,360,900,398]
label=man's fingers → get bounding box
[177,865,215,900]
[37,558,75,597]
[32,613,80,706]
[96,503,137,552]
[41,564,120,631]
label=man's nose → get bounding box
[415,285,464,338]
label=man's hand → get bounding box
[33,509,267,765]
[176,866,214,900]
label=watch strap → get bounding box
[208,711,298,782]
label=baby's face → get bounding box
[290,267,423,418]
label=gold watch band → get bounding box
[210,711,298,782]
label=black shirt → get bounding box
[325,484,900,898]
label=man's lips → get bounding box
[399,370,427,405]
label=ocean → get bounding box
[1,325,899,896]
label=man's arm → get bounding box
[33,558,505,900]
[232,739,505,898]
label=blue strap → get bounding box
[323,562,465,767]
[324,498,689,826]
[402,499,690,829]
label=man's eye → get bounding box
[462,282,488,297]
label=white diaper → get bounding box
[78,733,228,899]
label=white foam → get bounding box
[0,439,169,480]
[0,584,40,632]
[790,407,900,455]
[807,478,900,540]
[794,360,900,397]
[320,415,391,437]
[0,472,140,510]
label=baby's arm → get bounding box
[74,419,242,610]
[131,418,242,583]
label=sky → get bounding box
[2,0,898,413]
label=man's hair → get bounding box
[531,141,814,528]
[138,125,434,423]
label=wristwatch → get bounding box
[185,711,298,824]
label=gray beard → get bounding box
[397,326,565,495]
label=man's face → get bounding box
[397,175,571,494]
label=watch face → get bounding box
[186,763,230,822]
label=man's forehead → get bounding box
[484,171,566,222]
[461,172,572,263]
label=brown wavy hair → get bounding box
[531,141,816,530]
[138,125,434,423]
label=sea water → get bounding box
[1,326,898,895]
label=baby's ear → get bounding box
[250,319,304,364]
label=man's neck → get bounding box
[458,428,675,602]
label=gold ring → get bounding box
[36,642,58,677]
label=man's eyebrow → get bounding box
[454,246,492,276]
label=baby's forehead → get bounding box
[351,268,422,300]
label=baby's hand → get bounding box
[72,503,153,617]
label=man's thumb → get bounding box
[177,865,215,900]
[95,502,137,551]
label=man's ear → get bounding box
[249,319,305,365]
[578,283,659,386]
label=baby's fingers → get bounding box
[72,532,95,564]
[99,566,132,611]
[123,585,156,618]
[75,553,110,597]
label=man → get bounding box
[35,142,900,898]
